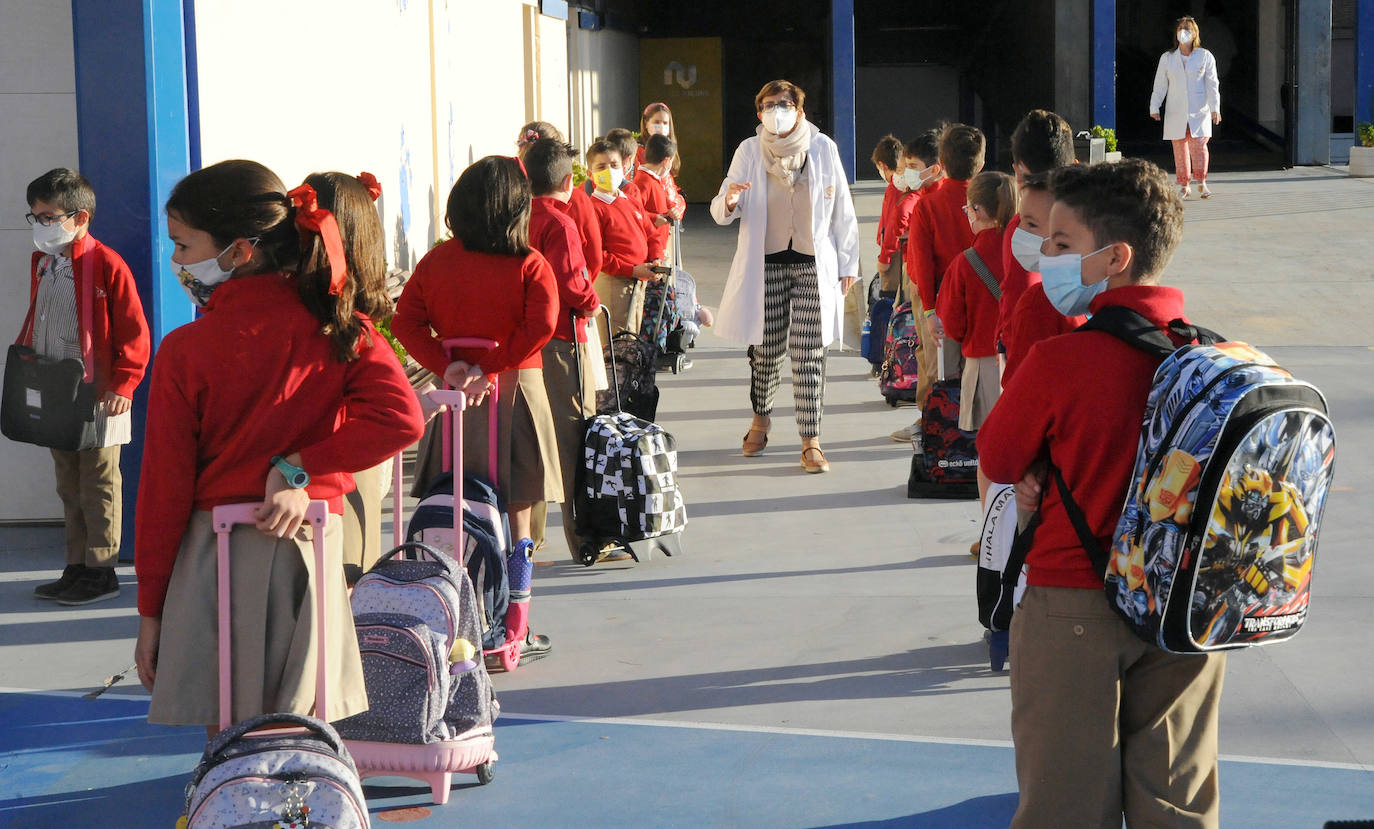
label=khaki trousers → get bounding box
[594,273,644,349]
[534,338,597,560]
[51,445,122,567]
[1009,586,1225,829]
[341,459,393,582]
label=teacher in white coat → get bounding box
[1150,16,1222,199]
[711,80,859,474]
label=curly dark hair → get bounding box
[1049,158,1183,283]
[1011,109,1076,174]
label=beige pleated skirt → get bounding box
[147,511,367,727]
[412,366,564,505]
[959,354,1003,432]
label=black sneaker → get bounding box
[519,631,552,663]
[55,567,120,606]
[34,565,85,600]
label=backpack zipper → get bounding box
[190,773,368,826]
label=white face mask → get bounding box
[647,122,670,136]
[891,170,909,191]
[762,107,798,135]
[1177,29,1194,45]
[903,166,933,191]
[1010,226,1046,272]
[176,240,253,307]
[33,220,78,255]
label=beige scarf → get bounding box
[758,118,814,188]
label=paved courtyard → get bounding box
[2,166,1372,827]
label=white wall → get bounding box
[568,25,642,154]
[0,0,79,522]
[194,0,561,269]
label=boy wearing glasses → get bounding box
[18,168,150,605]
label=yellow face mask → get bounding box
[592,167,623,193]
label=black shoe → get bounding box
[34,565,85,600]
[55,567,120,606]
[519,631,552,662]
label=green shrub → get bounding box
[1090,125,1118,153]
[1357,122,1374,149]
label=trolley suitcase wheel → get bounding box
[476,762,495,785]
[671,354,686,374]
[885,395,898,408]
[577,541,599,567]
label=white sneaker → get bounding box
[891,419,921,442]
[1179,184,1191,200]
[1199,182,1212,198]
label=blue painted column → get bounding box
[71,0,193,560]
[831,0,856,183]
[1091,0,1116,129]
[1358,0,1374,125]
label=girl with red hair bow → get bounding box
[133,159,425,735]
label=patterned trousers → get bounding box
[749,261,826,438]
[1172,126,1210,185]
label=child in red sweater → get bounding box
[978,160,1224,827]
[637,102,682,178]
[631,134,686,258]
[936,171,1018,511]
[903,124,983,420]
[586,139,665,343]
[1001,172,1087,384]
[871,133,904,287]
[517,121,602,278]
[20,168,150,606]
[524,138,605,563]
[134,160,424,731]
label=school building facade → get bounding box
[1,0,1371,529]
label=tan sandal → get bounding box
[742,426,769,457]
[800,446,830,473]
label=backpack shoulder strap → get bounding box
[1049,463,1111,579]
[963,248,1001,302]
[1080,305,1226,359]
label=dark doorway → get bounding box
[1116,0,1293,170]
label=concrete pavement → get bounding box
[1,166,1372,826]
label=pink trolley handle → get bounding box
[438,338,500,557]
[212,500,331,732]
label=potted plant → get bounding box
[1091,125,1121,163]
[1351,122,1374,177]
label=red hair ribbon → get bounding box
[511,155,529,179]
[287,184,348,296]
[357,171,382,202]
[517,128,541,148]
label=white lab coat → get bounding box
[1150,48,1221,140]
[710,127,860,347]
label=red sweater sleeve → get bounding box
[297,325,425,477]
[906,204,939,312]
[134,345,200,617]
[475,255,559,375]
[977,342,1055,485]
[554,223,600,315]
[569,189,603,277]
[391,256,450,377]
[936,259,969,342]
[879,193,917,265]
[102,252,151,399]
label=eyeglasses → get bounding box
[759,102,797,114]
[25,211,75,227]
[961,205,981,215]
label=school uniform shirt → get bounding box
[1001,281,1086,385]
[134,272,424,618]
[877,179,899,247]
[566,187,603,279]
[392,237,559,375]
[978,285,1192,590]
[935,228,1005,359]
[878,186,920,266]
[22,233,150,402]
[590,189,664,279]
[997,213,1036,346]
[530,196,600,343]
[630,166,678,256]
[904,177,974,314]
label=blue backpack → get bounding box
[1053,307,1336,653]
[407,473,511,650]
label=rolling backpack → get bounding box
[406,474,511,650]
[907,341,979,500]
[596,332,660,421]
[336,543,498,744]
[878,298,921,406]
[1055,306,1336,653]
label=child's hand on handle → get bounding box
[928,312,945,344]
[668,204,686,221]
[134,616,161,692]
[632,262,661,281]
[444,360,494,406]
[103,392,132,416]
[724,181,750,212]
[256,454,310,538]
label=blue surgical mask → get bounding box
[1038,244,1112,316]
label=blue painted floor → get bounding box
[1,691,1371,828]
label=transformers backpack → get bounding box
[1056,306,1335,654]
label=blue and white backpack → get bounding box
[335,543,497,745]
[1055,307,1336,653]
[185,713,369,828]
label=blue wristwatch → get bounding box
[270,455,310,489]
